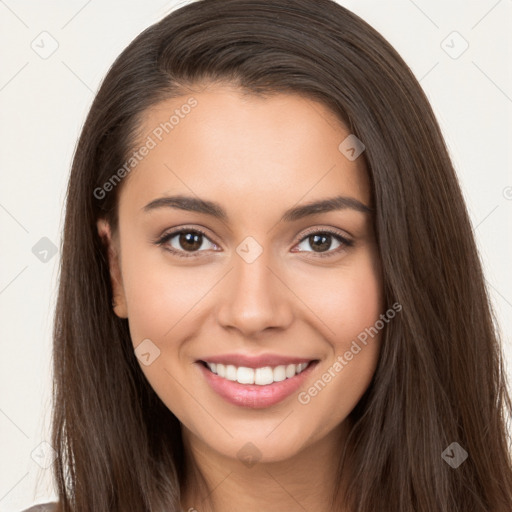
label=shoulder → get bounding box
[21,503,59,512]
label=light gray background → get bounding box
[1,0,511,510]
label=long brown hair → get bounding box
[51,0,512,510]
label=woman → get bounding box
[24,0,512,510]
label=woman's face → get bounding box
[98,84,384,464]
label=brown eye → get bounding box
[294,230,353,257]
[177,232,203,251]
[307,233,333,252]
[156,228,218,258]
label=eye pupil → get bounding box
[180,232,202,251]
[161,229,345,257]
[310,234,331,252]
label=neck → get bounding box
[180,420,353,512]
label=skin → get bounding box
[97,84,384,512]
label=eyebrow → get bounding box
[142,194,373,222]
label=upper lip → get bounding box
[198,353,317,368]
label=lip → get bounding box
[198,352,314,368]
[196,358,319,409]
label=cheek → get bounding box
[120,244,214,345]
[291,251,383,407]
[118,248,207,419]
[293,286,383,437]
[292,250,384,349]
[332,267,383,350]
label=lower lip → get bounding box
[197,361,318,409]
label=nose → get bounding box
[216,246,294,337]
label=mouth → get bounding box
[199,360,315,385]
[196,358,320,408]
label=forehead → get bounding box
[119,85,371,218]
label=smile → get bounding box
[203,361,310,385]
[196,357,319,408]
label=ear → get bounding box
[96,219,128,319]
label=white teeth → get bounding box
[297,362,308,373]
[205,361,312,385]
[273,365,286,382]
[285,364,296,378]
[237,366,254,384]
[255,367,274,385]
[216,363,226,378]
[225,364,237,381]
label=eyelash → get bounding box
[154,226,354,259]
